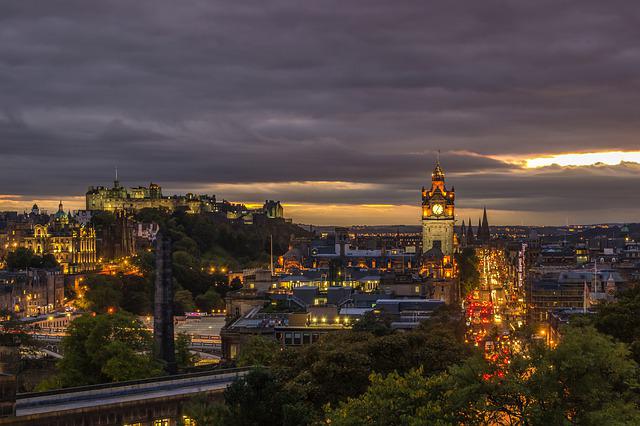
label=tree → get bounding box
[120,275,152,315]
[195,287,224,313]
[456,247,480,296]
[273,332,373,408]
[175,333,198,368]
[85,280,122,313]
[352,310,394,336]
[82,274,151,315]
[5,248,59,270]
[236,335,280,367]
[181,395,229,426]
[442,325,640,425]
[224,368,312,426]
[322,325,640,426]
[324,369,450,426]
[39,312,162,389]
[594,286,640,363]
[271,313,468,413]
[174,289,196,314]
[541,325,640,424]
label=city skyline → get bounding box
[2,1,640,225]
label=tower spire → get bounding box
[431,154,445,181]
[478,207,490,244]
[466,218,475,245]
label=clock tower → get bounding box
[421,160,455,256]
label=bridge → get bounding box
[0,367,250,426]
[30,333,223,358]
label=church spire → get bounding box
[466,218,475,245]
[477,207,491,244]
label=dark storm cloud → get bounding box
[1,0,640,222]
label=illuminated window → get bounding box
[153,420,170,426]
[182,416,196,426]
[124,423,142,426]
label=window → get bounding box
[182,416,196,426]
[153,421,170,426]
[230,344,238,359]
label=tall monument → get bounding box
[154,233,176,374]
[421,160,455,256]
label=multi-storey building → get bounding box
[0,269,65,317]
[0,203,97,274]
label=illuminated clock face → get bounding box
[432,204,444,215]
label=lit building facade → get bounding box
[421,161,455,257]
[1,202,97,274]
[86,180,217,214]
[0,269,65,317]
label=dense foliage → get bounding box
[135,208,307,272]
[129,209,307,312]
[38,312,162,389]
[182,309,469,425]
[326,325,640,425]
[456,247,480,296]
[5,247,58,270]
[594,286,640,363]
[236,335,281,367]
[81,273,152,315]
[78,209,305,316]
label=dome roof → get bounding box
[54,201,69,221]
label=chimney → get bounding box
[154,233,176,374]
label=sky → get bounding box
[1,1,640,226]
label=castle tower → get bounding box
[154,233,176,374]
[421,160,455,256]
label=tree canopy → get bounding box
[324,325,640,425]
[455,247,480,296]
[82,273,152,315]
[5,247,58,270]
[38,312,162,389]
[594,286,640,363]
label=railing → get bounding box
[17,366,252,400]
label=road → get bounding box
[464,247,527,361]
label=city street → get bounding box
[464,247,527,360]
